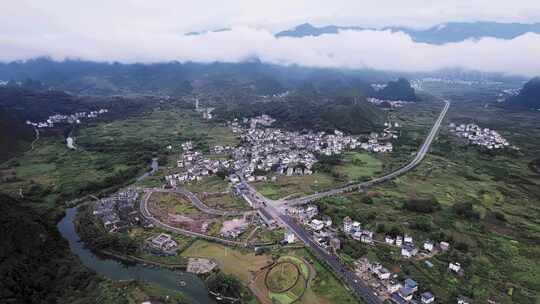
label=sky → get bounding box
[1,0,540,76]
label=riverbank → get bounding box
[59,206,215,304]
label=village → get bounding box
[25,108,109,128]
[367,97,411,108]
[166,114,396,186]
[89,112,462,304]
[449,123,511,149]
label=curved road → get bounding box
[139,190,273,247]
[174,187,245,217]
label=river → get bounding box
[57,207,215,304]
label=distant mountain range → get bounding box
[507,77,540,109]
[275,22,540,44]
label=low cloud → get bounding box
[1,27,540,77]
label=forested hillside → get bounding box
[0,194,101,304]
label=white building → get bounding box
[284,230,296,244]
[310,219,324,231]
[423,240,434,252]
[401,244,418,258]
[343,216,353,233]
[421,292,435,304]
[449,262,461,273]
[395,236,403,247]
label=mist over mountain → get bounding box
[507,77,540,109]
[275,22,540,44]
[0,58,389,96]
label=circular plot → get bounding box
[265,262,300,293]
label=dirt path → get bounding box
[29,127,39,151]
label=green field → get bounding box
[335,152,383,181]
[254,172,339,200]
[266,262,300,292]
[183,176,230,193]
[181,240,272,283]
[292,249,358,304]
[0,107,236,212]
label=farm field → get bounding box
[0,106,233,211]
[254,172,340,200]
[334,152,383,181]
[181,240,272,282]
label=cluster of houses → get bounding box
[166,113,397,186]
[286,205,341,251]
[355,258,436,304]
[93,188,140,233]
[343,216,375,244]
[450,123,510,150]
[248,114,275,128]
[228,115,395,179]
[342,216,453,259]
[367,97,410,108]
[26,109,108,128]
[165,141,232,186]
[384,235,449,259]
[144,233,179,255]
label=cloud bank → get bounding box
[1,27,540,77]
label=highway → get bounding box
[245,100,450,304]
[278,211,382,304]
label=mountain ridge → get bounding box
[275,21,540,44]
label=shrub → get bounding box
[453,202,480,220]
[403,197,441,213]
[493,211,507,222]
[411,217,433,232]
[361,196,374,205]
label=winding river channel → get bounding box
[57,207,215,304]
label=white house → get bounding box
[404,234,413,243]
[343,216,353,233]
[387,282,402,293]
[421,292,435,304]
[449,262,461,273]
[385,235,395,245]
[457,295,472,304]
[401,244,418,258]
[423,240,434,252]
[376,267,391,280]
[284,230,296,244]
[440,241,450,251]
[395,236,403,247]
[310,219,324,231]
